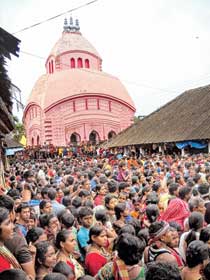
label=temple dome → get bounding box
[28,69,135,111]
[48,32,101,59]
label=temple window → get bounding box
[51,60,54,73]
[77,57,83,68]
[70,58,75,68]
[85,59,90,68]
[49,61,51,73]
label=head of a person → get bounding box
[60,212,75,230]
[198,183,210,200]
[107,180,118,194]
[115,233,146,265]
[95,184,107,196]
[168,183,179,196]
[167,226,180,248]
[137,228,149,246]
[43,273,67,280]
[47,188,57,201]
[53,261,75,280]
[77,276,95,280]
[149,221,172,245]
[26,227,47,245]
[88,225,108,248]
[40,200,53,214]
[146,204,159,224]
[114,202,129,220]
[188,197,206,214]
[118,224,136,236]
[23,170,35,183]
[203,262,210,280]
[186,240,209,268]
[145,262,182,280]
[200,227,210,247]
[178,186,192,201]
[185,211,204,246]
[39,213,60,232]
[27,211,37,229]
[55,229,76,255]
[145,192,159,205]
[0,195,15,221]
[0,269,29,280]
[71,197,82,209]
[94,209,108,225]
[16,202,31,223]
[35,241,56,269]
[77,207,93,228]
[104,194,118,210]
[62,196,71,207]
[0,207,14,242]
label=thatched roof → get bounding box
[5,134,23,148]
[106,84,210,148]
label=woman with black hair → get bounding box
[35,241,56,280]
[55,229,84,279]
[144,204,159,228]
[200,226,210,248]
[53,261,75,280]
[182,240,209,280]
[96,233,146,280]
[94,184,107,206]
[85,225,110,276]
[26,227,47,263]
[39,213,60,243]
[0,207,22,272]
[179,211,204,262]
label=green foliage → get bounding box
[13,116,25,142]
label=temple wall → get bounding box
[39,95,134,145]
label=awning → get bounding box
[6,147,24,156]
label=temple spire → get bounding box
[75,19,80,31]
[63,18,68,32]
[63,17,81,33]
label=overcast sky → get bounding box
[1,0,210,120]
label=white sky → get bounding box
[1,0,210,120]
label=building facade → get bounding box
[23,18,135,146]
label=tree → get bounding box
[13,116,25,143]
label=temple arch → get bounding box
[31,137,34,146]
[108,130,116,139]
[85,59,90,68]
[70,58,75,68]
[37,135,40,146]
[77,57,83,68]
[89,130,100,145]
[70,132,81,145]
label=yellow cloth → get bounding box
[20,135,27,147]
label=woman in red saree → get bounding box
[85,225,111,276]
[0,207,22,272]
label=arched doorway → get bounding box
[31,137,34,146]
[37,135,40,146]
[70,133,81,145]
[89,130,100,145]
[108,130,116,140]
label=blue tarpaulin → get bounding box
[6,147,24,156]
[176,141,207,150]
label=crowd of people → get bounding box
[1,151,210,279]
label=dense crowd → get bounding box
[1,152,210,280]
